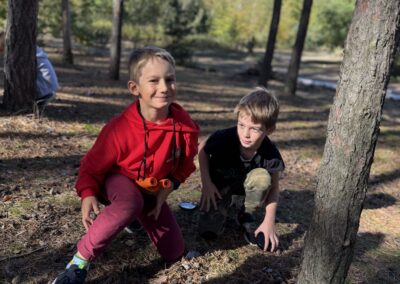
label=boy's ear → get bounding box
[266,125,276,135]
[127,80,140,97]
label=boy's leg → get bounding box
[77,174,144,261]
[242,168,271,245]
[138,198,184,262]
[198,186,242,238]
[53,174,144,283]
[243,168,271,216]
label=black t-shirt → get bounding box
[204,127,285,195]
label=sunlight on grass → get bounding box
[371,148,399,176]
[206,249,247,280]
[54,194,81,209]
[8,200,34,218]
[83,124,100,135]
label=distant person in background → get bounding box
[0,33,59,115]
[35,46,60,116]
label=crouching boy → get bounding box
[198,87,284,252]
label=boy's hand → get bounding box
[81,196,100,232]
[148,187,173,220]
[200,181,221,212]
[255,221,279,252]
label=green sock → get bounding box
[66,254,90,270]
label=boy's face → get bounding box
[128,57,176,113]
[237,111,270,153]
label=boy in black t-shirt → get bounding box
[198,87,285,252]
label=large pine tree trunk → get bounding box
[62,0,74,64]
[284,0,312,96]
[297,1,400,283]
[2,0,38,112]
[258,0,282,87]
[109,0,124,80]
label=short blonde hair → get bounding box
[234,87,279,130]
[128,46,175,82]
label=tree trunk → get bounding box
[62,0,74,64]
[258,0,282,87]
[109,0,124,80]
[2,0,38,112]
[297,1,400,283]
[284,0,312,96]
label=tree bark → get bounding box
[109,0,124,80]
[62,0,74,64]
[297,1,400,283]
[258,0,282,87]
[284,0,312,96]
[2,0,38,112]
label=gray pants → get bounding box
[198,168,271,236]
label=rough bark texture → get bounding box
[284,0,312,96]
[109,0,124,80]
[258,0,282,87]
[62,0,74,64]
[2,0,38,112]
[297,1,400,283]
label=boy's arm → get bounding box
[76,124,118,199]
[255,172,280,252]
[199,139,221,212]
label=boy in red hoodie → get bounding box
[52,46,199,284]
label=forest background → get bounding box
[0,0,354,52]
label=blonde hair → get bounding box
[234,87,279,130]
[128,46,175,82]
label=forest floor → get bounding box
[0,44,399,284]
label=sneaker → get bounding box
[124,220,143,234]
[52,265,87,284]
[244,231,266,250]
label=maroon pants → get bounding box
[77,174,184,261]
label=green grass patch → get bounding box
[8,200,35,217]
[52,194,81,210]
[83,124,100,135]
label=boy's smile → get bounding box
[128,57,176,122]
[237,112,267,157]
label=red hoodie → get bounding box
[76,100,199,199]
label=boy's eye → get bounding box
[251,128,262,133]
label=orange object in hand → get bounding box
[136,177,158,193]
[136,177,172,193]
[158,179,172,189]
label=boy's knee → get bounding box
[244,168,271,192]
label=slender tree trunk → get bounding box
[62,0,73,64]
[2,0,38,112]
[284,0,312,96]
[258,0,282,87]
[109,0,124,80]
[297,1,400,283]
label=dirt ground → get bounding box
[0,45,399,284]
